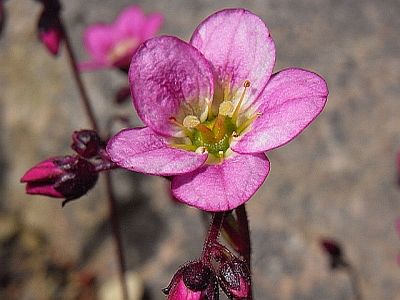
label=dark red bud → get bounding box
[21,156,98,205]
[164,261,219,300]
[71,130,103,158]
[320,238,346,269]
[217,258,250,299]
[0,1,5,38]
[37,7,63,56]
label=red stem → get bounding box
[201,212,225,261]
[236,204,253,299]
[61,19,129,300]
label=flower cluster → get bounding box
[164,244,250,300]
[107,8,328,211]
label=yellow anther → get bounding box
[218,101,234,116]
[183,115,201,129]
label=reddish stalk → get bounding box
[236,204,253,298]
[61,20,129,300]
[201,212,225,261]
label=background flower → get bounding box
[79,5,163,71]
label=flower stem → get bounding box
[201,212,225,261]
[61,19,129,300]
[236,204,253,299]
[345,264,363,300]
[61,21,99,133]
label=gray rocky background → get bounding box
[1,0,399,299]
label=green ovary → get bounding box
[191,117,236,156]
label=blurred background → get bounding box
[1,0,399,299]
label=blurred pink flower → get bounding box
[107,8,328,211]
[79,5,163,71]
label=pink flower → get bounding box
[107,8,328,211]
[79,5,163,71]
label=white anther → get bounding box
[195,146,207,154]
[218,101,234,116]
[183,115,200,128]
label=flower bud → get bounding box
[163,261,219,300]
[0,0,5,38]
[37,4,63,56]
[320,238,346,269]
[217,258,251,299]
[21,156,98,204]
[71,130,103,158]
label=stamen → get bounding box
[223,75,233,101]
[183,115,200,129]
[195,146,207,154]
[232,80,251,124]
[218,101,234,116]
[169,117,193,138]
[170,143,197,151]
[237,112,261,135]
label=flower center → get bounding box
[170,80,259,161]
[107,38,139,64]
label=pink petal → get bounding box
[232,68,328,154]
[26,183,63,198]
[171,153,270,211]
[142,13,163,40]
[83,24,115,62]
[190,8,275,109]
[167,279,203,300]
[129,36,214,136]
[106,127,208,176]
[114,6,146,39]
[78,60,108,72]
[20,159,62,182]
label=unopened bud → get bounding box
[37,6,63,56]
[21,155,98,205]
[320,238,347,269]
[163,261,219,300]
[71,130,103,158]
[217,258,250,299]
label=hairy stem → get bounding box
[61,20,129,300]
[201,212,225,261]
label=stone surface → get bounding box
[1,0,400,299]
